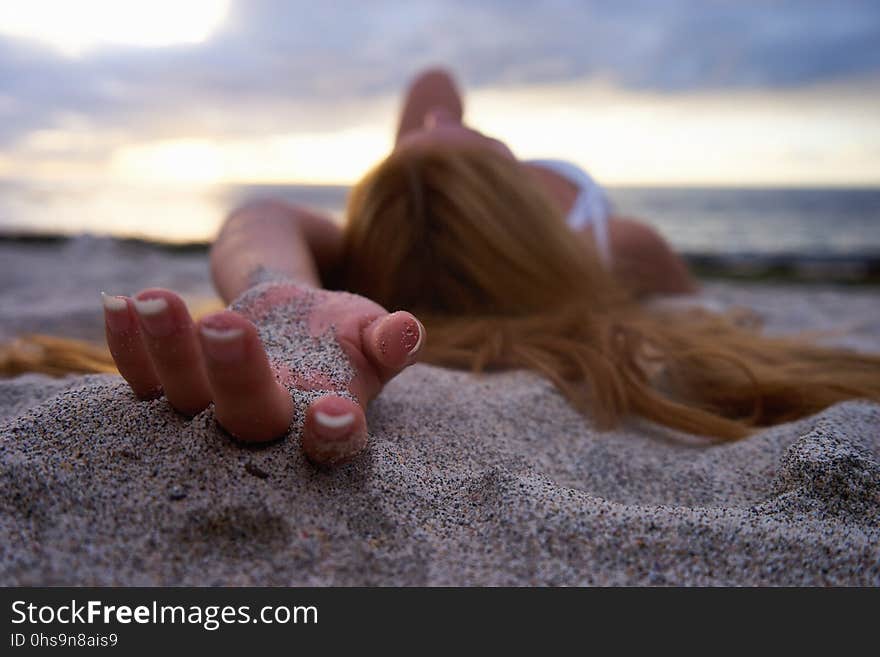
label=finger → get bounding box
[197,311,294,443]
[102,293,162,399]
[361,311,425,385]
[302,394,368,466]
[132,288,213,416]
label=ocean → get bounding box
[1,180,878,260]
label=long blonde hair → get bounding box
[341,145,880,439]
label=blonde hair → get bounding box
[340,145,880,439]
[1,334,117,377]
[0,298,224,379]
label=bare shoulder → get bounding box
[521,162,580,216]
[607,217,669,252]
[564,216,660,256]
[605,217,698,295]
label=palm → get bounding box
[233,282,420,405]
[103,282,424,466]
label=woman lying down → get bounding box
[93,69,879,465]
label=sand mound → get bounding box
[1,237,878,585]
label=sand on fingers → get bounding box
[0,238,878,585]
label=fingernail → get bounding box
[200,325,245,362]
[133,295,173,337]
[402,318,424,355]
[314,410,355,439]
[101,292,131,333]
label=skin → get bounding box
[394,69,697,297]
[105,67,696,466]
[104,199,425,466]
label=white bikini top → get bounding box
[527,158,612,266]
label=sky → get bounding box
[1,0,879,187]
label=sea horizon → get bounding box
[1,178,879,262]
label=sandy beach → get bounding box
[1,236,879,585]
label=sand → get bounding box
[1,236,879,585]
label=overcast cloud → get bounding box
[1,0,878,149]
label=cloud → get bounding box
[0,0,878,152]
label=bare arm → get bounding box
[395,68,464,144]
[210,200,343,304]
[106,197,425,464]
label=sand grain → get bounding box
[1,238,878,585]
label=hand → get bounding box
[102,282,425,466]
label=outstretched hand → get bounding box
[102,282,424,466]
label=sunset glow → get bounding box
[1,1,878,188]
[0,0,230,55]
[4,80,874,187]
